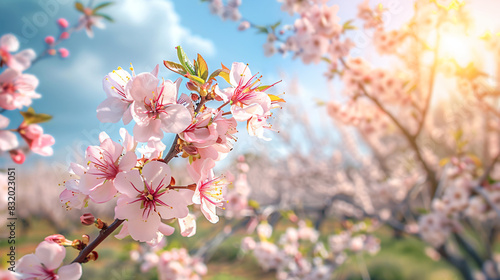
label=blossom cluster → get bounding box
[243,220,379,279]
[59,47,283,246]
[0,33,53,163]
[132,245,207,280]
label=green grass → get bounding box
[0,218,466,279]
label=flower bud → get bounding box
[60,31,70,40]
[45,36,55,45]
[80,213,95,225]
[87,251,98,262]
[238,21,250,31]
[48,49,57,56]
[72,239,84,250]
[81,234,90,245]
[9,149,25,164]
[191,93,199,101]
[95,218,107,230]
[45,234,73,246]
[57,18,69,29]
[58,48,69,58]
[186,81,198,92]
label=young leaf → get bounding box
[197,54,209,81]
[187,73,205,85]
[75,2,84,12]
[208,69,222,82]
[268,94,286,103]
[176,46,195,75]
[94,13,114,22]
[219,63,231,84]
[164,60,187,75]
[20,107,53,125]
[93,1,114,12]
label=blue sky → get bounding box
[1,0,500,167]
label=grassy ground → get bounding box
[1,218,462,279]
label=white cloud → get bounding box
[117,0,215,57]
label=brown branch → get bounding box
[72,219,124,263]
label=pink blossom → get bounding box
[129,74,191,142]
[0,68,40,110]
[114,161,193,242]
[97,65,147,124]
[78,136,137,203]
[0,115,18,152]
[238,21,251,31]
[17,241,82,280]
[191,158,228,223]
[19,123,55,156]
[0,34,36,72]
[76,13,105,38]
[179,213,197,237]
[215,62,272,122]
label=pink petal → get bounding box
[158,223,175,236]
[0,34,19,52]
[57,263,82,280]
[142,161,171,190]
[118,151,137,171]
[160,104,192,134]
[89,179,116,203]
[34,241,65,270]
[230,62,252,86]
[114,170,143,198]
[127,212,161,242]
[16,254,41,276]
[0,130,18,152]
[133,119,163,142]
[96,97,129,123]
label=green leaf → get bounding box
[75,2,84,12]
[254,25,268,34]
[197,54,209,81]
[270,21,281,32]
[94,13,114,22]
[176,46,195,75]
[163,60,187,75]
[93,1,113,12]
[187,73,205,85]
[20,107,52,125]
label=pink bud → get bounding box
[48,49,57,56]
[238,21,250,31]
[57,18,69,29]
[58,48,69,58]
[45,234,71,245]
[45,36,55,45]
[60,31,70,40]
[9,149,25,164]
[80,213,95,225]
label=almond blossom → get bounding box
[17,241,82,280]
[215,62,272,122]
[96,65,148,124]
[114,161,193,242]
[18,123,55,156]
[129,73,192,142]
[0,68,40,110]
[191,158,228,223]
[0,34,36,72]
